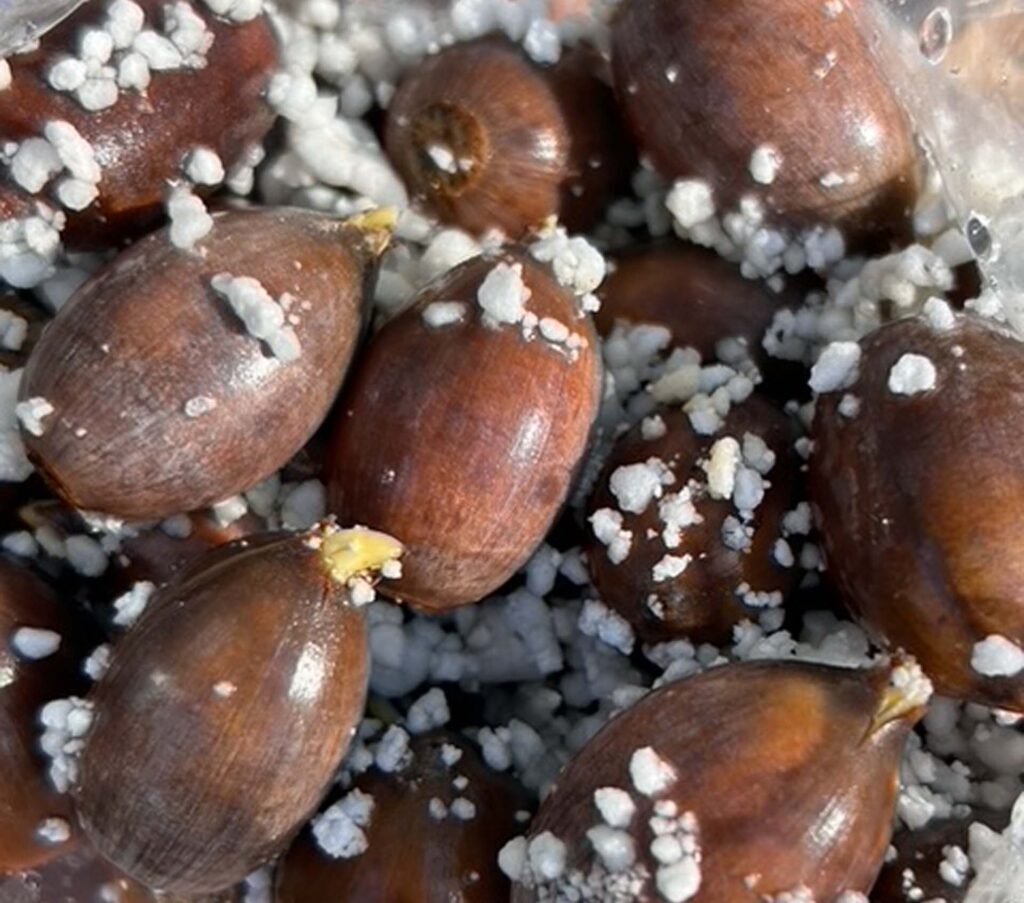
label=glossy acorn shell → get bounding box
[0,0,278,249]
[0,837,242,902]
[596,241,808,381]
[20,207,384,521]
[276,733,528,902]
[514,661,922,902]
[611,0,918,244]
[327,251,602,612]
[585,400,801,644]
[385,38,570,238]
[0,558,82,874]
[73,532,370,895]
[810,314,1024,711]
[870,813,1004,903]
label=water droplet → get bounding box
[966,213,996,260]
[919,7,953,64]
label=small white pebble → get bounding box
[10,627,61,660]
[888,354,937,396]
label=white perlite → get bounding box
[211,273,302,363]
[184,146,225,185]
[477,261,530,328]
[594,787,636,829]
[311,789,375,859]
[111,581,156,628]
[749,145,781,185]
[39,697,94,793]
[167,186,213,251]
[15,397,54,436]
[971,635,1024,678]
[888,354,937,396]
[609,459,673,515]
[35,817,71,845]
[10,626,61,660]
[421,300,468,328]
[703,436,741,501]
[652,554,692,583]
[629,747,677,797]
[202,0,264,24]
[809,342,861,394]
[590,508,633,565]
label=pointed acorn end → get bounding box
[311,521,404,588]
[870,655,932,736]
[346,207,398,258]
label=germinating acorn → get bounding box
[810,313,1024,711]
[19,206,391,521]
[0,558,83,873]
[327,250,601,611]
[276,733,528,902]
[0,0,278,249]
[611,0,918,244]
[506,659,931,902]
[585,399,801,644]
[73,525,403,895]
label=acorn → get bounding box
[586,398,801,644]
[595,242,800,365]
[0,0,278,249]
[73,524,403,894]
[19,206,391,521]
[611,0,918,244]
[810,313,1024,711]
[0,558,84,873]
[385,37,625,238]
[870,814,1005,903]
[326,250,602,612]
[506,659,931,902]
[0,837,243,902]
[276,733,528,902]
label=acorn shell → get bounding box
[20,207,386,521]
[73,531,370,894]
[0,558,83,873]
[810,314,1024,711]
[513,660,924,902]
[326,251,602,611]
[0,0,278,249]
[385,38,570,238]
[585,400,801,644]
[276,733,528,902]
[611,0,918,244]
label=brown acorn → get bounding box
[276,733,528,902]
[595,242,799,367]
[386,37,624,238]
[508,659,930,902]
[0,559,83,873]
[0,836,242,902]
[0,0,278,249]
[585,398,801,644]
[810,313,1024,711]
[326,250,602,612]
[73,525,403,894]
[19,206,391,521]
[870,813,1004,903]
[611,0,918,244]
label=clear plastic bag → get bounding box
[850,0,1024,331]
[0,0,90,57]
